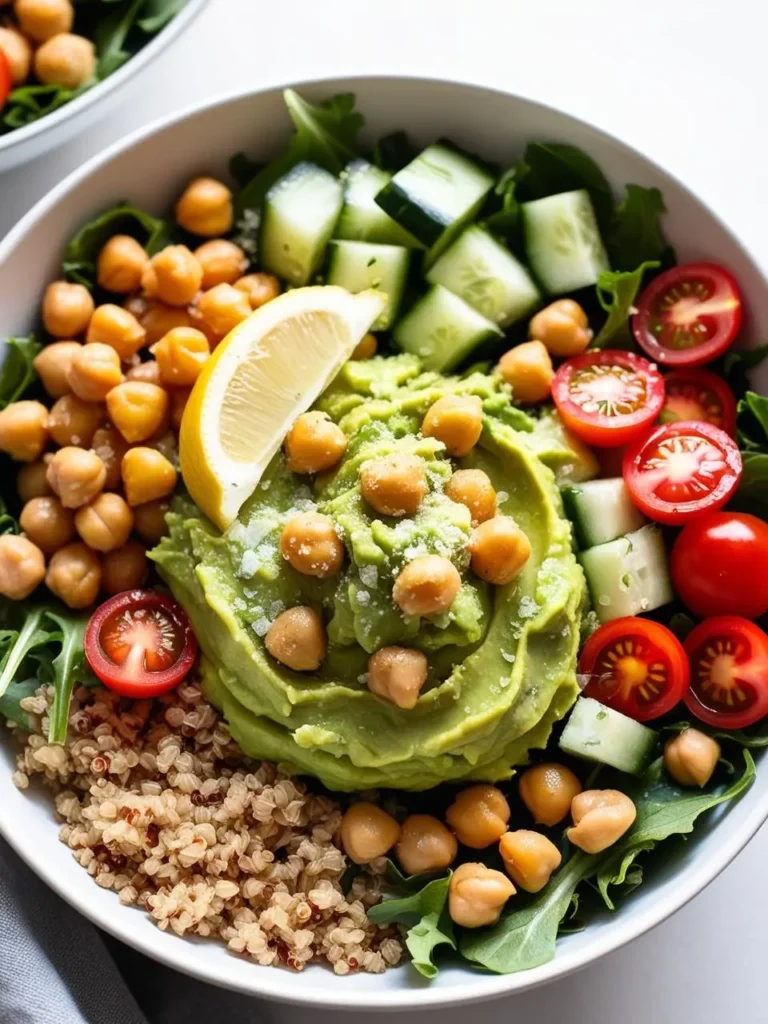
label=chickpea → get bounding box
[449,862,515,929]
[169,388,190,431]
[367,646,428,710]
[33,341,81,398]
[360,454,427,518]
[86,306,146,365]
[422,394,483,457]
[0,534,46,599]
[0,27,32,83]
[284,411,347,475]
[97,235,148,294]
[175,177,234,237]
[126,296,197,347]
[42,281,94,339]
[66,343,123,402]
[46,446,105,509]
[126,359,161,386]
[566,790,637,854]
[46,541,100,608]
[17,460,52,503]
[101,540,148,594]
[340,802,401,865]
[264,606,326,672]
[469,516,531,586]
[47,393,104,448]
[151,327,209,388]
[19,496,75,554]
[499,830,562,894]
[518,762,582,827]
[235,272,281,310]
[445,468,496,525]
[194,239,248,289]
[0,401,49,461]
[395,814,457,875]
[142,246,203,308]
[279,512,344,579]
[351,332,377,360]
[90,424,129,491]
[664,728,721,788]
[34,33,95,89]
[445,784,511,849]
[106,382,169,443]
[392,554,461,618]
[497,341,554,404]
[132,499,170,545]
[14,0,73,41]
[529,299,592,358]
[121,447,177,506]
[74,492,133,552]
[196,284,251,340]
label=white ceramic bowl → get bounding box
[0,77,766,1011]
[0,0,208,173]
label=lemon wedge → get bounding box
[180,285,385,531]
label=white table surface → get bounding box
[2,0,767,1020]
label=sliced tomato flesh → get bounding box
[0,51,10,110]
[623,420,742,524]
[660,367,737,436]
[552,350,665,448]
[632,263,742,367]
[85,590,197,698]
[580,617,689,722]
[684,617,768,729]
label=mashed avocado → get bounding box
[152,354,587,790]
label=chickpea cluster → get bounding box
[0,0,96,96]
[0,176,282,609]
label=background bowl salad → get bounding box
[0,89,766,981]
[0,0,189,132]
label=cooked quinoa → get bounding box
[9,681,403,975]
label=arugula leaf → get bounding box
[612,185,674,271]
[732,391,768,515]
[738,390,768,445]
[482,160,529,245]
[590,262,659,349]
[0,336,41,409]
[722,345,768,399]
[0,607,55,701]
[234,90,364,218]
[373,131,415,173]
[0,678,39,730]
[1,84,83,131]
[62,203,169,289]
[136,0,187,33]
[93,0,146,78]
[369,872,455,978]
[46,610,91,744]
[517,143,614,239]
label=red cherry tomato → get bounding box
[671,512,768,619]
[84,590,197,697]
[623,420,742,525]
[552,350,665,448]
[580,617,689,722]
[660,367,737,436]
[632,263,742,367]
[0,51,10,110]
[684,617,768,729]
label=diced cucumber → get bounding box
[426,226,541,328]
[559,696,657,774]
[393,284,502,373]
[334,160,423,247]
[326,240,410,330]
[375,143,495,265]
[579,524,673,623]
[522,189,610,294]
[562,478,646,549]
[260,162,342,286]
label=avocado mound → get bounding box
[152,354,587,791]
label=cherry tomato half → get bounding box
[660,367,737,437]
[0,51,10,111]
[580,617,689,722]
[623,420,742,525]
[84,590,197,697]
[671,512,768,620]
[552,350,665,448]
[632,263,742,367]
[684,616,768,729]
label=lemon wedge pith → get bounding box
[180,286,386,531]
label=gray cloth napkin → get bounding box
[0,840,266,1024]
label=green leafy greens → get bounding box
[62,203,169,289]
[0,336,41,409]
[733,390,768,517]
[590,261,659,349]
[368,868,455,978]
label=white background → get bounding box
[2,0,767,1020]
